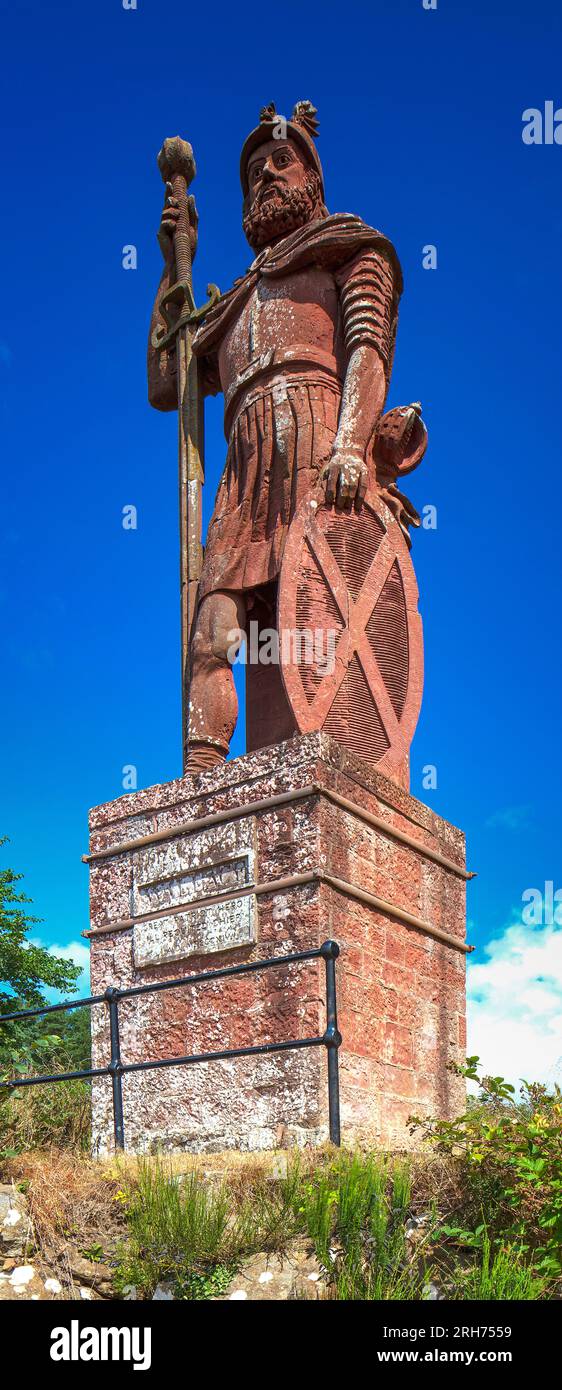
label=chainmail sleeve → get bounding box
[335,248,400,384]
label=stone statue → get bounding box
[148,103,427,782]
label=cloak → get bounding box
[192,213,403,362]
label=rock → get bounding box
[0,1264,45,1301]
[405,1215,428,1235]
[216,1239,328,1301]
[2,1208,22,1229]
[9,1264,35,1287]
[152,1283,175,1301]
[423,1280,446,1301]
[0,1185,33,1261]
[44,1278,63,1295]
[405,1213,431,1260]
[67,1253,113,1283]
[269,1153,289,1181]
[66,1253,115,1298]
[0,1261,67,1301]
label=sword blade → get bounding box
[177,322,204,767]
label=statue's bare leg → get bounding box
[185,589,246,772]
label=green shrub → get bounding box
[411,1058,562,1277]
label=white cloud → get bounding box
[31,938,90,1001]
[467,915,562,1088]
[484,805,532,831]
[51,940,90,993]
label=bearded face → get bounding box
[243,139,324,250]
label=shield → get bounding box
[278,486,423,777]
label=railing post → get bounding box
[104,986,125,1151]
[320,940,342,1146]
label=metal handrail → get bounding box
[1,940,342,1149]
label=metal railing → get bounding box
[1,940,342,1149]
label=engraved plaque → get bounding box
[131,833,257,967]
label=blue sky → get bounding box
[1,0,561,1081]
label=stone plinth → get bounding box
[86,733,469,1154]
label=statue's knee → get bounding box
[192,599,243,668]
[209,618,243,665]
[190,626,209,670]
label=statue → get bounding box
[86,112,468,1158]
[148,103,427,783]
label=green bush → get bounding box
[411,1058,562,1277]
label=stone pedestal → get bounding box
[86,733,469,1154]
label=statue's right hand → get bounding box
[157,183,198,265]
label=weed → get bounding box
[285,1151,429,1300]
[114,1162,235,1297]
[449,1231,549,1301]
[0,1076,90,1154]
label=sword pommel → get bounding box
[157,136,196,187]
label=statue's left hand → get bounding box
[322,449,368,510]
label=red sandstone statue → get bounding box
[148,103,426,782]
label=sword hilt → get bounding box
[151,282,221,352]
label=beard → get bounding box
[243,171,324,250]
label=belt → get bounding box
[224,346,342,437]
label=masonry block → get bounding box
[87,732,468,1153]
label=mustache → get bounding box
[254,181,289,205]
[242,170,324,251]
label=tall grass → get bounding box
[0,1077,91,1154]
[450,1232,549,1301]
[114,1157,305,1297]
[288,1152,428,1300]
[115,1152,434,1300]
[115,1163,233,1295]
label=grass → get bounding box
[114,1167,234,1297]
[113,1156,303,1297]
[448,1233,549,1301]
[113,1151,434,1300]
[1,1147,555,1301]
[0,1077,91,1155]
[288,1152,428,1299]
[1,1149,124,1271]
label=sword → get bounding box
[152,136,220,771]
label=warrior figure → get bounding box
[148,102,425,772]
